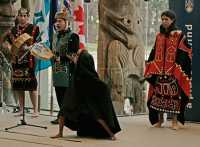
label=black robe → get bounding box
[59,50,121,138]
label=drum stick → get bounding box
[35,31,44,43]
[18,45,33,62]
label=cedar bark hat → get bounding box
[54,10,73,21]
[18,7,30,16]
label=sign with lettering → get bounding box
[170,0,200,121]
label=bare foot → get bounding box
[50,133,63,139]
[153,122,162,128]
[171,123,179,130]
[177,122,184,129]
[110,135,117,141]
[31,112,39,118]
[14,111,23,117]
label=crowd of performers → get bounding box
[0,7,191,140]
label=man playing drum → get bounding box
[51,10,80,124]
[4,8,40,117]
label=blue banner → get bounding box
[169,0,200,121]
[33,0,52,73]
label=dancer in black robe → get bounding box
[51,49,121,140]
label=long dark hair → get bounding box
[160,10,177,36]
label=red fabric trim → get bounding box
[146,32,183,76]
[146,62,191,97]
[173,64,191,96]
[79,42,85,49]
[178,37,192,59]
[147,84,154,100]
[144,62,161,77]
[145,31,191,97]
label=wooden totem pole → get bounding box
[0,0,17,106]
[98,0,146,114]
[0,0,17,41]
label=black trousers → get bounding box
[55,87,69,116]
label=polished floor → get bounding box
[0,108,200,147]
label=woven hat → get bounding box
[54,10,73,21]
[18,8,30,16]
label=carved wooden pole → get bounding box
[0,0,17,106]
[0,0,16,39]
[98,0,146,114]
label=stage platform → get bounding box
[0,110,200,147]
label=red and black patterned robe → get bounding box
[6,23,40,91]
[145,27,192,125]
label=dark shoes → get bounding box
[12,107,30,113]
[51,118,59,124]
[13,107,20,113]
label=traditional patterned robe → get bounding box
[52,29,79,87]
[145,26,192,125]
[6,23,40,91]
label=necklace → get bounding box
[16,23,29,37]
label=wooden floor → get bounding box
[0,108,200,147]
